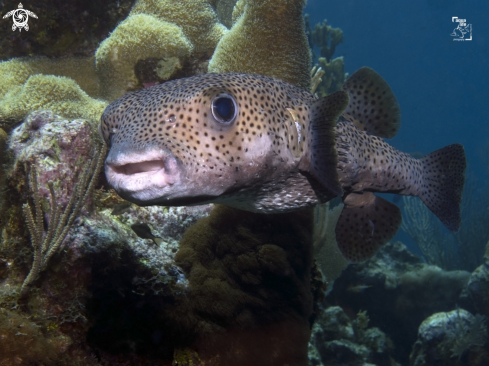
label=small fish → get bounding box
[130,223,163,246]
[110,202,132,215]
[347,284,373,293]
[99,68,466,262]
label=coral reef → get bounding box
[208,0,311,90]
[173,205,318,364]
[130,0,226,55]
[304,14,347,96]
[19,144,105,298]
[0,74,107,126]
[0,57,106,127]
[210,0,237,28]
[0,0,134,60]
[1,110,214,363]
[461,251,489,318]
[0,1,351,364]
[0,57,101,101]
[96,0,226,100]
[0,308,74,365]
[308,306,396,366]
[327,241,471,362]
[95,13,193,101]
[410,309,489,366]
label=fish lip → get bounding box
[105,149,181,204]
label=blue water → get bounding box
[305,0,489,255]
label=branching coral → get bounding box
[208,0,311,90]
[305,14,347,96]
[309,18,344,62]
[20,144,106,298]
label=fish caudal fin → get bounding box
[420,143,466,231]
[335,192,402,262]
[300,90,349,197]
[342,67,401,139]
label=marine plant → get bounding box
[19,144,106,299]
[402,168,489,271]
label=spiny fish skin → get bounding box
[100,73,323,211]
[100,70,466,262]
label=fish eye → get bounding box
[211,94,237,124]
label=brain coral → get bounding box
[208,0,311,90]
[95,13,193,101]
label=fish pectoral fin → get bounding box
[300,90,349,197]
[335,192,401,262]
[342,67,401,139]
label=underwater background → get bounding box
[0,0,488,365]
[306,0,489,265]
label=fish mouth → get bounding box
[105,148,181,204]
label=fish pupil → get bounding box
[212,95,236,124]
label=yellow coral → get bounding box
[95,13,193,101]
[130,0,227,55]
[0,57,101,99]
[208,0,311,90]
[0,74,107,124]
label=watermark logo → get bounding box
[2,3,37,32]
[450,17,472,41]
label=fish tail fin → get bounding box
[419,143,466,231]
[335,192,402,262]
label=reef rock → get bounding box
[461,249,489,318]
[410,309,489,366]
[308,306,394,366]
[327,241,471,362]
[1,110,213,363]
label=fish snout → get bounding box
[105,147,181,204]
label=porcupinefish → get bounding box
[99,68,466,262]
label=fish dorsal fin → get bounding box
[299,90,349,197]
[342,67,401,138]
[335,192,402,262]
